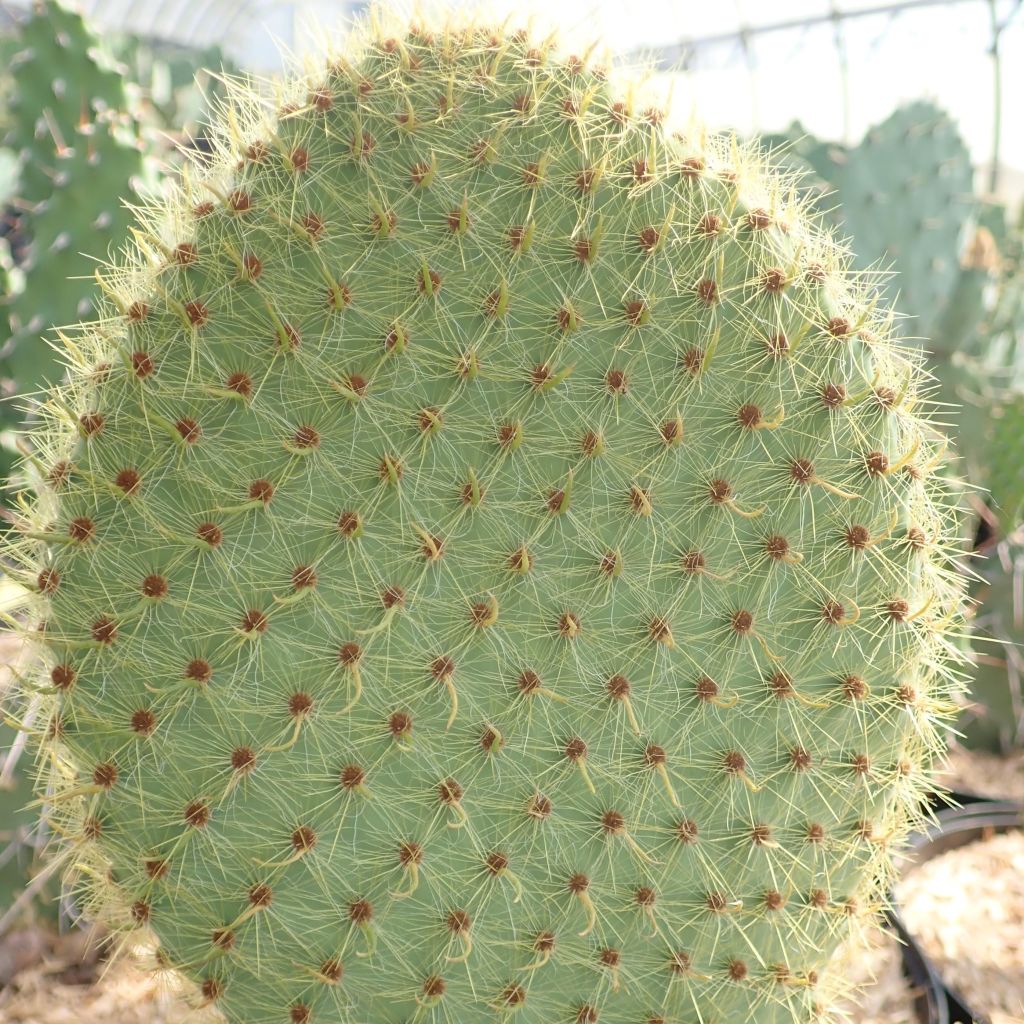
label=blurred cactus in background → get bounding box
[0,2,242,513]
[2,0,134,207]
[111,37,240,159]
[953,205,1024,750]
[0,717,55,929]
[0,0,236,935]
[0,0,160,495]
[766,102,978,348]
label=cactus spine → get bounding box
[765,102,978,348]
[2,12,966,1024]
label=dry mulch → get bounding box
[0,935,191,1023]
[0,925,920,1024]
[896,829,1024,1024]
[827,926,920,1024]
[942,746,1024,804]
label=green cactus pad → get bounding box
[0,1,157,505]
[0,718,56,925]
[0,149,18,206]
[3,15,966,1024]
[2,118,151,387]
[948,207,1024,534]
[4,0,133,206]
[767,103,976,348]
[960,541,1023,752]
[111,36,240,151]
[989,394,1024,535]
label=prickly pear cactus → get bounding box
[988,394,1024,536]
[4,0,133,206]
[2,15,966,1024]
[961,540,1023,752]
[767,103,977,348]
[0,149,17,207]
[0,231,19,487]
[0,149,19,323]
[954,212,1024,751]
[1,118,151,389]
[950,204,1024,537]
[1,117,151,378]
[0,719,55,926]
[0,0,156,499]
[112,36,241,156]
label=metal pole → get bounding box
[988,0,1003,195]
[985,0,1023,196]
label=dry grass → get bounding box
[0,941,191,1024]
[827,926,920,1024]
[0,924,923,1024]
[942,745,1024,803]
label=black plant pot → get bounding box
[882,909,949,1024]
[891,796,1024,1024]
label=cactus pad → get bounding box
[0,719,56,925]
[2,117,151,388]
[961,541,1023,752]
[767,103,976,348]
[3,16,966,1024]
[988,394,1024,535]
[4,0,133,206]
[0,0,156,505]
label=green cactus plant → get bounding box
[0,146,15,312]
[0,718,55,928]
[0,0,159,505]
[764,107,1024,755]
[0,13,967,1024]
[111,36,241,156]
[988,395,1024,534]
[959,328,1024,541]
[0,149,17,207]
[960,540,1023,752]
[1,119,153,389]
[766,103,978,350]
[950,208,1024,752]
[3,0,135,207]
[1,231,17,489]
